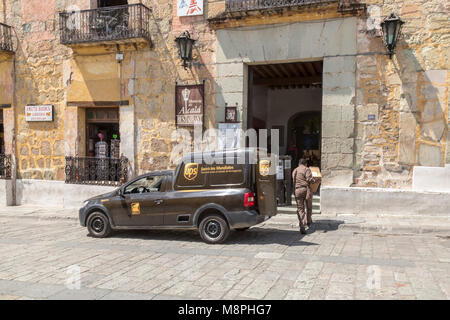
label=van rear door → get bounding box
[255,156,277,216]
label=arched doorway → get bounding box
[287,111,322,169]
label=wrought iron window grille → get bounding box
[65,156,129,186]
[59,4,151,45]
[0,154,12,180]
[0,23,13,52]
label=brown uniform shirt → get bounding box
[292,165,314,188]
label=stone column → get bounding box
[120,104,135,178]
[321,56,356,187]
[2,107,15,205]
[64,107,79,157]
[215,62,245,130]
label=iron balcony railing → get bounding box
[226,0,334,12]
[226,0,363,12]
[0,23,13,52]
[0,154,12,179]
[65,156,129,186]
[59,3,151,45]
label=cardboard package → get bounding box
[309,167,322,193]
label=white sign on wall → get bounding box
[25,105,53,122]
[177,0,203,17]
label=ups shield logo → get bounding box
[259,160,271,177]
[184,163,199,181]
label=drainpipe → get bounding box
[6,0,17,206]
[9,50,17,206]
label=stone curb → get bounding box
[261,220,450,235]
[0,213,77,221]
[2,211,450,235]
[338,223,450,235]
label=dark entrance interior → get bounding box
[288,111,321,168]
[86,108,120,158]
[247,61,323,168]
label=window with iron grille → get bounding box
[0,23,13,52]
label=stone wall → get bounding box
[211,0,449,188]
[1,0,218,182]
[2,0,87,181]
[134,0,217,174]
[1,0,448,191]
[353,0,449,188]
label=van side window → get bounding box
[124,176,164,194]
[175,163,206,188]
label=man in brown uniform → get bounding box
[292,158,314,234]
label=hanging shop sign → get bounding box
[25,105,53,122]
[177,0,203,17]
[175,84,204,127]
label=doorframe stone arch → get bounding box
[215,18,357,186]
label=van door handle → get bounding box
[155,199,164,205]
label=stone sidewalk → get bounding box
[0,213,449,300]
[0,205,449,235]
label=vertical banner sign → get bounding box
[177,0,203,16]
[175,84,204,127]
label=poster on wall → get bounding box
[175,84,204,127]
[218,123,242,150]
[25,105,53,122]
[177,0,203,17]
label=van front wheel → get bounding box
[199,214,230,244]
[87,211,112,238]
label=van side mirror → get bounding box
[119,188,131,202]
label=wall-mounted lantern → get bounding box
[175,31,196,69]
[380,13,404,59]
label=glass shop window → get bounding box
[86,108,120,158]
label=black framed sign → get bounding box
[225,106,237,123]
[175,84,204,127]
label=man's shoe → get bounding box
[300,227,307,234]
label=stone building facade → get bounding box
[0,0,448,206]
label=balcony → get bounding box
[65,156,129,186]
[59,4,151,45]
[225,0,364,13]
[0,23,13,53]
[0,154,12,179]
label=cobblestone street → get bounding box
[0,212,449,300]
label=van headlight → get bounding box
[82,201,90,208]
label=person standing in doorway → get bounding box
[292,158,314,234]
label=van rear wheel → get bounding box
[199,214,230,244]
